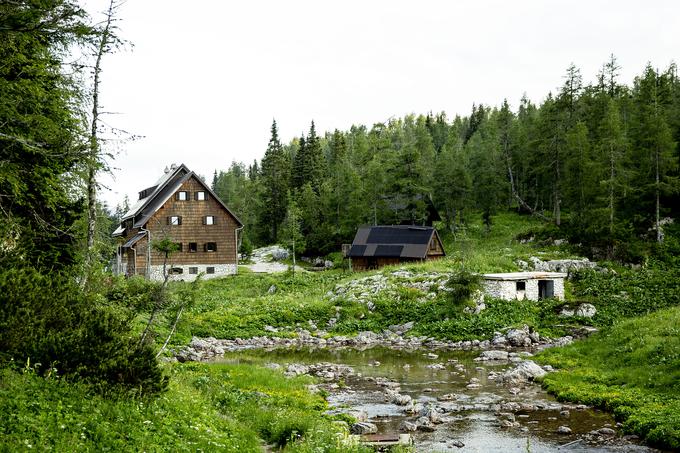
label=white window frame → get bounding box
[205,215,215,225]
[195,191,206,201]
[169,216,181,225]
[177,191,188,201]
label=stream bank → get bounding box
[209,347,658,452]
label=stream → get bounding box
[217,347,659,452]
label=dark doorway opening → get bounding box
[538,280,554,299]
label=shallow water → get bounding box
[217,347,658,452]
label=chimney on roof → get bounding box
[164,166,169,174]
[170,163,177,170]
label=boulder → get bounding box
[350,422,378,435]
[391,394,413,406]
[506,325,531,347]
[575,303,597,318]
[399,421,418,432]
[476,350,509,361]
[557,426,572,434]
[500,360,547,384]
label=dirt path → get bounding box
[243,246,306,274]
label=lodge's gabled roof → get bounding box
[113,163,243,237]
[347,225,444,259]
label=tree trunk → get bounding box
[85,0,116,261]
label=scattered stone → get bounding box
[399,421,418,432]
[267,285,277,294]
[557,426,572,434]
[500,360,547,384]
[450,440,465,448]
[476,350,509,361]
[426,353,439,359]
[391,394,413,406]
[350,422,378,435]
[560,410,570,418]
[598,427,616,436]
[576,303,597,318]
[427,363,446,370]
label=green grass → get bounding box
[535,306,680,450]
[0,361,371,452]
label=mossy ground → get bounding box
[0,361,371,452]
[535,306,680,450]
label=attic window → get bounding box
[176,191,188,201]
[195,191,206,201]
[175,242,183,252]
[168,216,182,225]
[204,242,217,252]
[188,242,197,253]
[204,215,215,225]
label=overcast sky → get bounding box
[86,0,679,209]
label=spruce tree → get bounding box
[258,119,291,243]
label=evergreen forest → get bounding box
[213,58,680,262]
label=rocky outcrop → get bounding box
[521,256,600,276]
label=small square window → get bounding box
[188,242,197,253]
[204,215,215,225]
[195,191,206,201]
[205,242,217,252]
[516,281,526,291]
[168,216,182,225]
[175,242,183,252]
[169,267,183,275]
[176,191,188,201]
[206,266,215,274]
[189,267,198,274]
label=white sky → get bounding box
[88,0,679,209]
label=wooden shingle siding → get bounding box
[146,177,238,266]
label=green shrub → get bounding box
[0,267,167,395]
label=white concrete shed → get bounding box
[482,272,567,301]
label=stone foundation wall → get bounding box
[148,263,237,282]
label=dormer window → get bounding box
[195,191,206,201]
[176,191,188,201]
[204,215,215,225]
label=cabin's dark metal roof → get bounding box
[347,225,443,259]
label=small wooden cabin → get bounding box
[346,225,445,271]
[112,163,243,281]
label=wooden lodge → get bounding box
[112,163,243,281]
[346,225,445,271]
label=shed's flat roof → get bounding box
[482,272,567,281]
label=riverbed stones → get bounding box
[399,420,418,432]
[506,325,533,347]
[557,425,572,434]
[350,422,378,435]
[391,393,413,406]
[475,350,509,361]
[500,360,547,384]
